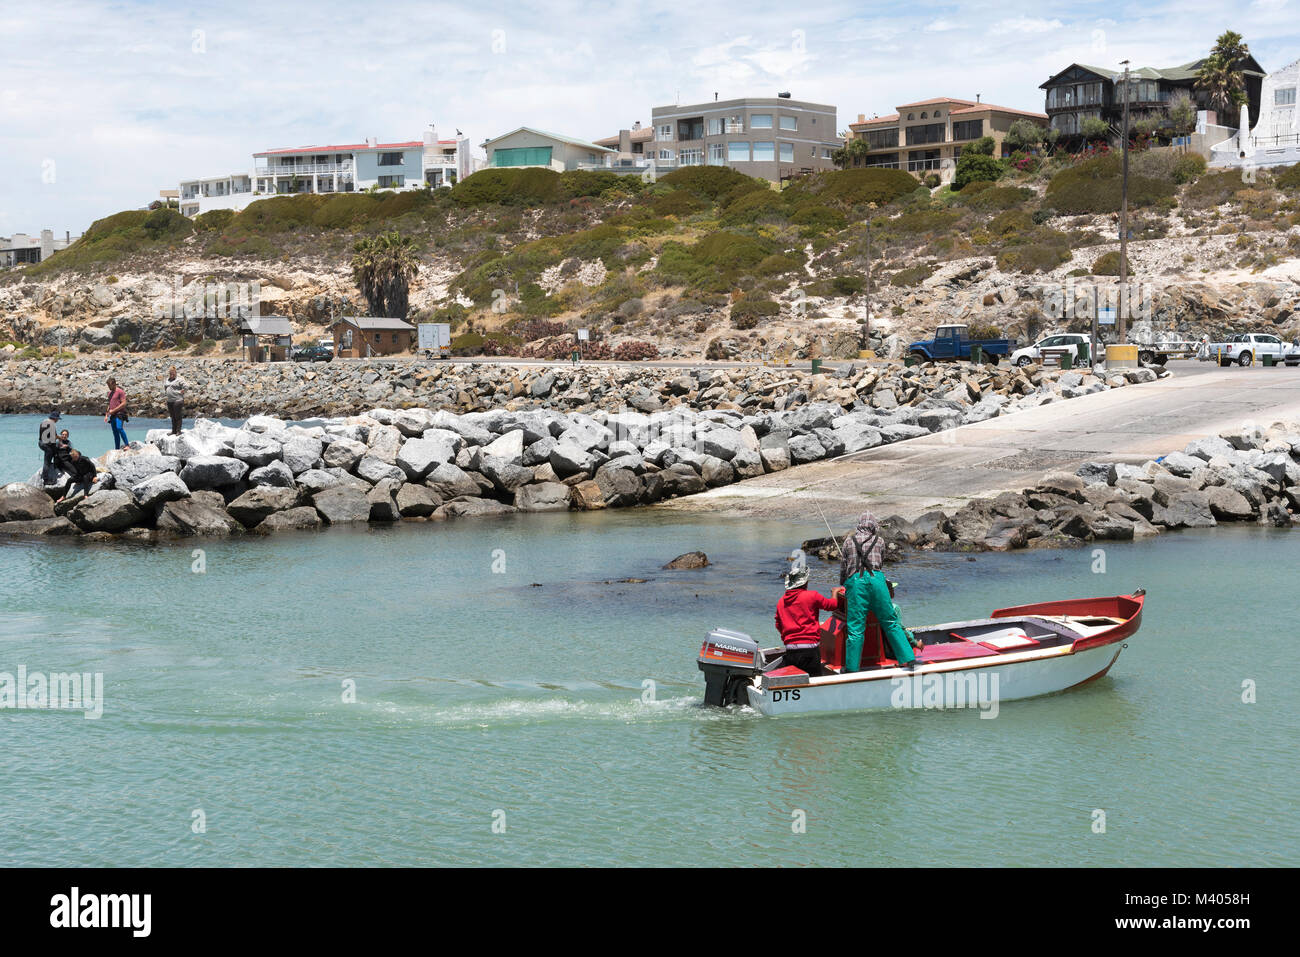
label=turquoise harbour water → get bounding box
[1,414,1297,867]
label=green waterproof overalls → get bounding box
[844,569,915,672]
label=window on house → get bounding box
[867,128,899,150]
[751,114,773,129]
[657,124,673,141]
[779,142,794,162]
[493,146,553,167]
[677,118,704,139]
[1277,87,1297,106]
[707,117,725,136]
[779,115,797,130]
[342,329,353,349]
[920,112,928,119]
[708,143,726,165]
[659,149,673,160]
[392,334,399,344]
[952,119,983,141]
[378,152,403,166]
[752,142,775,161]
[728,142,751,162]
[907,113,914,121]
[678,148,703,166]
[905,123,945,145]
[377,175,405,188]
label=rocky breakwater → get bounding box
[0,361,1154,542]
[0,352,1156,421]
[805,420,1300,561]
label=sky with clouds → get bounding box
[2,0,1298,236]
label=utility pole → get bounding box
[863,221,872,352]
[1118,59,1131,345]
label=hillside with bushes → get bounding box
[3,149,1300,362]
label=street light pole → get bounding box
[863,221,872,353]
[1119,59,1131,345]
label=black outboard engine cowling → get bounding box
[697,629,762,706]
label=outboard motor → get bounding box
[697,629,762,706]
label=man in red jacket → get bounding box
[772,565,838,676]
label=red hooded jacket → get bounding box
[775,587,838,648]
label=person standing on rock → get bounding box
[164,366,186,435]
[105,376,129,449]
[840,512,916,673]
[37,409,61,483]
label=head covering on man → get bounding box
[784,565,810,590]
[840,511,884,584]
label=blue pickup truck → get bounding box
[907,324,1016,364]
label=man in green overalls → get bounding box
[839,512,917,672]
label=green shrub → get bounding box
[1183,169,1258,208]
[1032,207,1057,224]
[890,263,933,286]
[923,173,941,189]
[996,242,1072,273]
[193,208,235,232]
[988,209,1034,236]
[194,338,217,354]
[649,190,709,217]
[788,167,919,207]
[965,136,996,156]
[830,274,865,295]
[1045,154,1175,213]
[953,152,1003,191]
[450,167,562,206]
[558,169,641,200]
[730,299,780,329]
[1275,162,1300,190]
[722,189,784,223]
[659,166,763,200]
[960,185,1033,210]
[1091,250,1130,275]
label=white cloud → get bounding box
[925,19,958,33]
[990,17,1064,36]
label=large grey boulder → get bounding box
[1159,451,1203,478]
[227,486,301,527]
[231,431,282,468]
[434,497,518,519]
[1185,435,1236,461]
[788,433,826,464]
[834,423,883,454]
[425,462,480,499]
[427,412,491,446]
[132,472,191,510]
[281,436,324,475]
[760,445,791,472]
[0,517,79,537]
[180,455,249,490]
[259,507,323,531]
[482,429,526,466]
[105,447,180,489]
[697,428,746,462]
[296,469,340,495]
[249,460,295,488]
[312,486,372,524]
[322,438,368,471]
[1206,485,1254,521]
[156,498,244,536]
[395,483,439,517]
[365,425,404,464]
[0,483,55,522]
[549,441,597,478]
[514,482,572,512]
[878,423,930,444]
[595,466,642,506]
[355,455,406,484]
[479,455,534,492]
[396,435,457,479]
[1152,491,1217,529]
[366,479,402,522]
[70,490,144,532]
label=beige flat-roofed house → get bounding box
[649,95,840,182]
[482,128,616,172]
[846,97,1049,176]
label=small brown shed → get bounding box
[331,316,417,358]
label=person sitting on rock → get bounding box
[54,429,73,469]
[840,512,917,673]
[771,563,837,676]
[57,450,101,503]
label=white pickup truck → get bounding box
[1206,333,1299,367]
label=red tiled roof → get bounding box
[848,113,899,129]
[895,96,977,109]
[949,103,1048,119]
[254,141,424,156]
[594,127,655,147]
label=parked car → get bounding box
[907,324,1015,363]
[292,344,334,363]
[1206,333,1292,367]
[1011,333,1090,368]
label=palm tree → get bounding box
[1196,31,1251,118]
[832,138,869,169]
[351,231,420,318]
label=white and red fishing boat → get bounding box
[697,591,1145,716]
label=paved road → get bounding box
[661,364,1300,525]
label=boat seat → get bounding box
[819,607,889,672]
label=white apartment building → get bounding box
[177,129,477,218]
